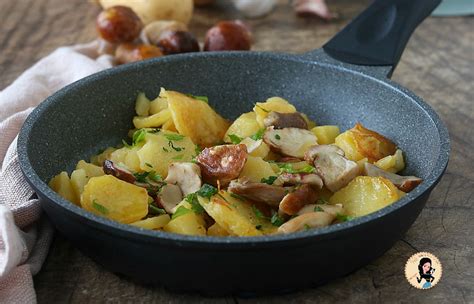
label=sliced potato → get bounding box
[163,89,230,147]
[76,160,104,178]
[240,137,270,158]
[149,96,168,115]
[329,176,400,217]
[198,191,276,236]
[253,97,296,128]
[133,108,171,129]
[90,147,116,166]
[135,92,150,116]
[374,149,405,173]
[131,214,171,230]
[207,222,230,236]
[70,169,89,199]
[351,123,397,162]
[81,175,148,224]
[163,201,206,236]
[49,171,78,204]
[311,125,340,145]
[334,131,365,162]
[239,156,275,183]
[224,112,261,143]
[162,118,178,132]
[137,131,196,177]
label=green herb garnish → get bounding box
[194,145,202,156]
[164,134,185,141]
[147,128,161,134]
[185,193,205,214]
[250,129,265,141]
[314,206,324,212]
[149,204,166,215]
[255,225,263,230]
[275,134,281,140]
[316,198,329,205]
[197,184,218,198]
[228,134,243,144]
[298,165,316,173]
[132,129,147,146]
[168,141,184,152]
[172,206,193,219]
[172,154,184,160]
[187,94,209,103]
[252,205,266,219]
[336,213,354,222]
[133,171,150,183]
[92,199,108,215]
[145,162,153,168]
[162,147,169,152]
[270,212,285,227]
[304,224,311,230]
[147,171,162,182]
[261,176,278,185]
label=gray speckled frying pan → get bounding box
[17,0,448,296]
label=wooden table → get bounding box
[1,0,473,303]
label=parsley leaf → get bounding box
[270,212,285,227]
[298,165,316,173]
[255,224,263,230]
[168,140,184,152]
[261,176,277,185]
[304,224,311,230]
[250,128,265,140]
[187,94,209,103]
[172,206,193,219]
[149,204,166,215]
[147,171,162,182]
[275,134,281,140]
[252,205,266,219]
[185,193,205,214]
[197,184,218,198]
[336,213,354,222]
[132,129,147,146]
[228,134,243,144]
[314,206,324,212]
[92,199,108,214]
[133,171,150,183]
[145,162,153,168]
[316,198,329,205]
[164,134,185,141]
[162,147,169,152]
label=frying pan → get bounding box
[17,0,448,296]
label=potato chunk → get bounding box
[329,176,400,217]
[130,214,171,230]
[224,112,261,143]
[374,149,405,173]
[81,175,148,223]
[163,89,230,147]
[70,169,89,199]
[253,97,296,128]
[311,125,340,145]
[76,160,105,177]
[198,191,276,236]
[238,156,275,183]
[163,201,206,236]
[49,171,78,205]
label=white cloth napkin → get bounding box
[0,41,113,304]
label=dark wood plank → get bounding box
[0,0,472,303]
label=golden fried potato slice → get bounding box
[162,89,230,147]
[224,112,261,143]
[49,171,78,205]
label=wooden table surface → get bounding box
[1,0,473,303]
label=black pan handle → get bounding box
[322,0,441,77]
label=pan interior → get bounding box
[23,52,442,198]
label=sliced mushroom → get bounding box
[363,163,422,192]
[279,184,318,215]
[196,144,248,186]
[263,127,318,158]
[157,183,183,214]
[278,212,335,234]
[305,144,359,192]
[165,162,202,196]
[277,172,323,188]
[103,160,136,183]
[263,111,308,129]
[228,178,289,207]
[304,144,344,164]
[297,203,343,216]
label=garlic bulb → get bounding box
[232,0,277,18]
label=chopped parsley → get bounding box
[317,198,329,205]
[162,147,169,152]
[185,193,205,214]
[164,134,185,141]
[132,129,147,146]
[92,199,108,215]
[250,128,265,141]
[277,163,316,174]
[228,134,243,144]
[314,206,324,212]
[255,225,263,230]
[336,213,354,222]
[133,170,162,183]
[148,204,166,215]
[187,94,209,103]
[304,224,311,230]
[261,176,277,185]
[147,128,161,134]
[275,134,281,140]
[168,140,184,152]
[197,184,218,198]
[145,162,153,168]
[172,206,192,219]
[298,165,316,173]
[270,212,285,227]
[194,145,202,156]
[252,205,266,219]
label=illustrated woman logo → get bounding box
[416,257,436,289]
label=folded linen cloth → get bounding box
[0,41,113,304]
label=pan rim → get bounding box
[17,51,450,247]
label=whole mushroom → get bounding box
[204,20,252,51]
